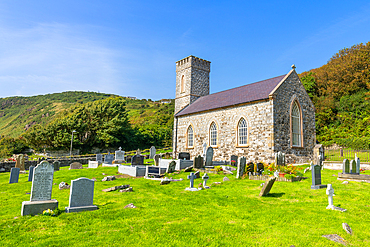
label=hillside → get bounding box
[299,41,370,149]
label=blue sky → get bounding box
[0,1,369,100]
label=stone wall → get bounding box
[174,99,275,163]
[271,70,316,163]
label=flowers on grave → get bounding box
[211,166,223,173]
[42,209,55,216]
[262,163,303,178]
[231,160,236,166]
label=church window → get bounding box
[187,125,193,148]
[181,75,185,93]
[238,118,248,145]
[291,101,302,147]
[210,122,217,146]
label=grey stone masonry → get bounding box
[175,56,210,114]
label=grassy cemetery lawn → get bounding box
[1,165,370,246]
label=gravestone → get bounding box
[167,161,176,173]
[70,162,83,170]
[205,147,214,167]
[21,161,58,216]
[104,152,114,164]
[9,168,20,184]
[256,162,264,175]
[53,160,60,171]
[185,172,198,191]
[28,166,35,182]
[88,161,99,169]
[202,142,207,158]
[356,156,360,174]
[136,149,141,155]
[311,162,327,189]
[342,159,350,174]
[96,154,103,164]
[275,151,285,166]
[131,155,144,166]
[154,154,160,166]
[230,155,238,167]
[314,144,325,166]
[246,162,254,174]
[149,146,156,159]
[350,160,357,174]
[65,178,98,213]
[15,154,26,172]
[193,155,204,169]
[114,147,125,163]
[202,173,210,189]
[236,156,246,179]
[259,177,276,196]
[178,152,190,160]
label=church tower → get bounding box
[175,55,211,114]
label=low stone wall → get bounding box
[323,161,370,170]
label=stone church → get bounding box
[173,55,316,164]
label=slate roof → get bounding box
[175,74,287,117]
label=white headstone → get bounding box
[149,146,156,159]
[115,147,125,162]
[88,161,99,168]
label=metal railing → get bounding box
[325,148,370,162]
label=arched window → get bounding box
[187,125,193,148]
[238,118,248,145]
[291,101,302,146]
[181,75,185,93]
[209,122,217,146]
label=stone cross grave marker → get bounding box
[202,173,210,189]
[15,154,25,171]
[154,154,160,166]
[149,146,156,159]
[104,152,114,164]
[96,154,103,164]
[115,147,125,163]
[167,161,176,173]
[88,161,99,168]
[326,184,347,212]
[205,147,214,167]
[131,154,144,166]
[28,166,35,182]
[65,177,98,213]
[185,172,198,191]
[202,142,207,158]
[311,161,327,189]
[21,161,58,216]
[193,155,204,169]
[70,162,83,170]
[350,160,357,174]
[356,156,360,174]
[53,160,60,171]
[178,152,190,160]
[342,159,350,174]
[9,167,20,184]
[236,156,246,179]
[230,155,238,167]
[259,177,276,196]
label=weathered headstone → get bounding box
[178,152,190,160]
[342,159,350,174]
[69,162,83,170]
[149,146,156,159]
[236,156,246,179]
[256,162,264,175]
[202,142,207,158]
[15,154,26,172]
[311,162,327,189]
[136,149,141,155]
[52,160,60,171]
[259,177,276,196]
[194,171,200,179]
[185,172,198,191]
[104,152,114,164]
[9,167,20,184]
[314,144,325,166]
[167,161,176,173]
[28,166,35,182]
[88,161,99,169]
[350,160,357,174]
[131,154,144,166]
[154,154,160,166]
[202,173,210,189]
[114,147,125,163]
[356,156,360,174]
[205,147,214,167]
[21,161,58,216]
[193,155,204,169]
[65,178,98,213]
[275,151,285,166]
[96,154,103,164]
[230,155,238,167]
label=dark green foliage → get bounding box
[0,136,28,157]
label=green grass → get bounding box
[1,166,370,246]
[325,149,370,162]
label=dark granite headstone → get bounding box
[53,160,60,171]
[131,155,144,166]
[236,157,246,179]
[178,152,190,160]
[96,154,103,164]
[205,147,214,167]
[193,155,204,169]
[342,159,350,174]
[104,153,114,164]
[230,155,238,167]
[167,161,176,173]
[9,168,20,184]
[311,162,327,189]
[28,166,35,182]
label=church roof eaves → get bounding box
[175,74,287,117]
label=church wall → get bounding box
[272,71,316,163]
[174,100,275,163]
